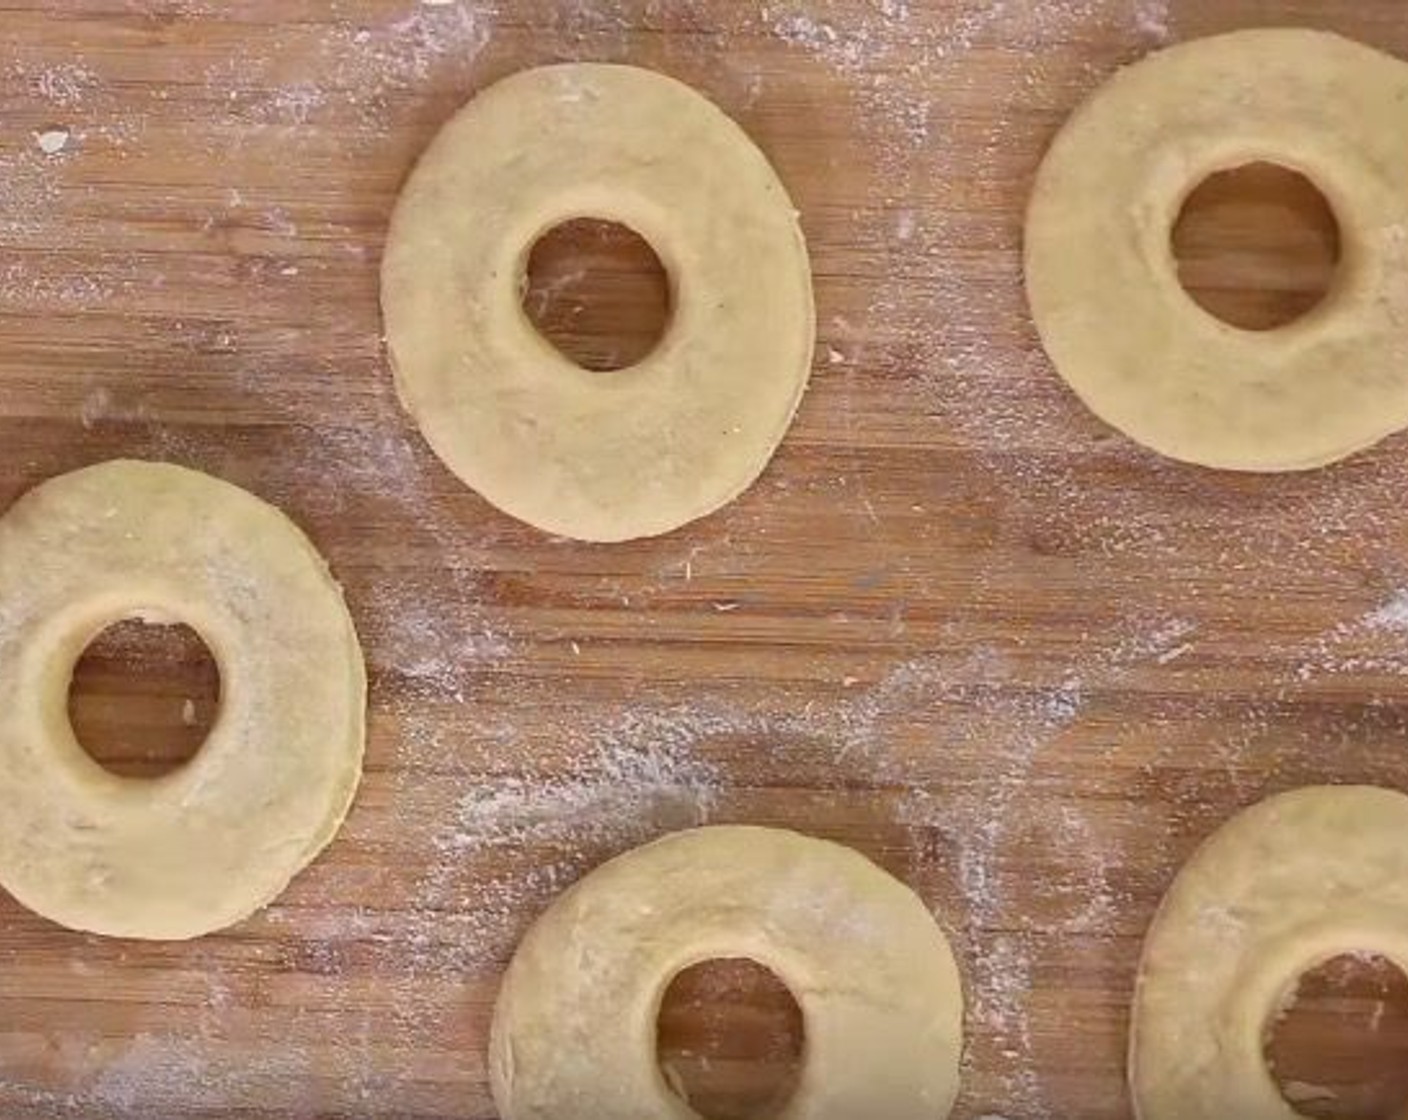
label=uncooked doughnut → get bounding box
[1130,786,1408,1120]
[382,63,815,542]
[1026,29,1408,471]
[0,461,366,940]
[490,825,963,1120]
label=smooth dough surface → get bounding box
[1131,786,1408,1120]
[490,825,963,1120]
[382,63,816,542]
[1026,29,1408,471]
[0,461,366,940]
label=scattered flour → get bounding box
[5,3,1408,1120]
[1134,0,1172,43]
[1364,589,1408,635]
[1289,587,1408,684]
[34,62,96,107]
[442,722,716,845]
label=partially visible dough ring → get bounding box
[1130,786,1408,1120]
[382,63,816,542]
[0,461,366,940]
[490,826,963,1120]
[1026,29,1408,471]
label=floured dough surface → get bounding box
[0,460,366,940]
[490,825,963,1120]
[1131,786,1408,1120]
[382,63,816,542]
[1026,29,1408,471]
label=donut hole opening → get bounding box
[1172,162,1341,331]
[68,618,220,779]
[1265,953,1408,1119]
[657,957,805,1120]
[522,218,672,372]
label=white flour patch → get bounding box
[248,81,328,125]
[768,12,875,73]
[1289,588,1408,684]
[1364,589,1408,635]
[0,257,129,308]
[35,127,70,155]
[79,387,113,429]
[33,62,97,107]
[0,147,63,236]
[441,724,721,856]
[333,2,494,105]
[88,1037,311,1115]
[365,580,512,696]
[1133,0,1171,42]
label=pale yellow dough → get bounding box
[0,461,366,940]
[489,826,963,1120]
[1026,29,1408,471]
[1130,786,1408,1120]
[381,63,816,542]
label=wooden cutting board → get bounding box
[5,2,1408,1118]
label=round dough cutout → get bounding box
[0,460,366,940]
[1025,29,1408,471]
[1131,786,1408,1120]
[490,825,963,1120]
[382,63,816,542]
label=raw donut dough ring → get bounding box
[1130,786,1408,1120]
[382,63,816,542]
[490,826,963,1120]
[0,461,366,940]
[1025,29,1408,471]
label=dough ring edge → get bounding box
[489,825,963,1120]
[381,63,816,542]
[0,460,367,940]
